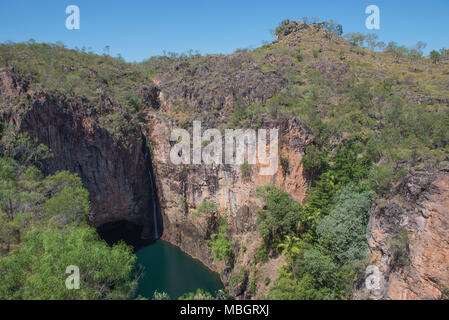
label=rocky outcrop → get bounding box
[358,168,449,300]
[275,20,326,41]
[154,53,287,113]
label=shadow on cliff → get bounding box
[11,91,163,249]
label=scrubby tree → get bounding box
[344,33,366,47]
[179,288,215,300]
[365,33,379,51]
[208,216,233,262]
[430,50,441,64]
[316,184,373,264]
[256,186,302,247]
[0,226,136,299]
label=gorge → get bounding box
[1,19,449,300]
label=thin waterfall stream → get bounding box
[142,136,160,240]
[145,145,160,240]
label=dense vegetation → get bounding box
[0,132,137,299]
[208,216,234,263]
[257,142,374,299]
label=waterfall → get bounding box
[143,137,160,240]
[148,161,159,239]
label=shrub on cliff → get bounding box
[389,229,410,270]
[239,161,251,181]
[192,199,218,218]
[267,184,373,300]
[208,216,233,263]
[256,186,302,248]
[316,184,373,264]
[178,288,215,300]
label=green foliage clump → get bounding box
[344,33,366,47]
[43,171,90,226]
[255,242,270,264]
[316,184,373,264]
[260,140,374,300]
[264,277,271,286]
[152,291,171,300]
[267,184,373,300]
[256,186,302,248]
[208,216,233,262]
[229,266,249,289]
[178,288,215,300]
[300,141,372,233]
[267,268,334,300]
[390,229,410,270]
[280,154,289,175]
[430,50,441,64]
[0,225,136,300]
[239,161,251,181]
[192,199,218,218]
[0,134,137,300]
[324,20,343,41]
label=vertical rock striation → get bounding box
[359,168,449,300]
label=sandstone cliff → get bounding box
[357,168,449,300]
[145,112,313,298]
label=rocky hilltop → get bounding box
[1,20,448,299]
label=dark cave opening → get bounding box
[96,220,155,251]
[96,136,163,251]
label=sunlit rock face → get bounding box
[358,168,449,300]
[144,111,313,298]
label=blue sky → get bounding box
[0,0,447,62]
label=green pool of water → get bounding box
[135,240,224,299]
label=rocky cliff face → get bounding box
[358,168,449,300]
[145,111,313,298]
[139,47,316,298]
[1,68,150,227]
[2,66,311,299]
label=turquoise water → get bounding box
[135,240,224,299]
